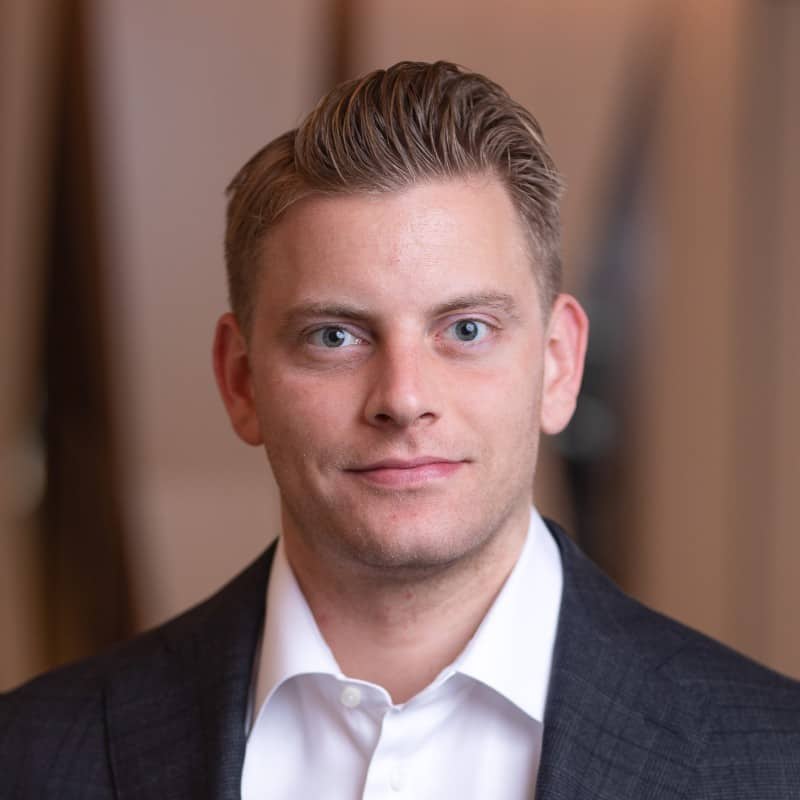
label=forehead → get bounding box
[255,176,538,316]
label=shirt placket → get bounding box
[361,704,413,800]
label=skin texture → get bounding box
[214,175,588,700]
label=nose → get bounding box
[363,342,440,429]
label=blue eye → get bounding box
[449,319,488,342]
[309,326,361,348]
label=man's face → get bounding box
[215,176,586,576]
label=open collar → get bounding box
[251,509,562,726]
[455,509,562,722]
[250,536,342,728]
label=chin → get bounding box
[282,478,529,576]
[330,504,495,575]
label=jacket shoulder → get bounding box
[549,520,800,795]
[0,546,273,798]
[0,626,165,798]
[550,519,800,692]
[653,606,800,792]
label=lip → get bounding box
[346,457,465,488]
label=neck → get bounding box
[282,510,529,704]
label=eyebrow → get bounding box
[430,292,522,320]
[278,302,373,332]
[279,291,523,331]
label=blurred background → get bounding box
[1,0,798,691]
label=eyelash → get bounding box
[442,318,491,344]
[306,326,367,349]
[304,317,496,351]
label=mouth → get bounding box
[345,456,466,488]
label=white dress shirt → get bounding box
[241,509,563,800]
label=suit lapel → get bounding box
[105,545,275,800]
[536,525,709,800]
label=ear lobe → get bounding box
[212,312,264,446]
[539,294,589,435]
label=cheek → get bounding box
[459,364,541,445]
[495,392,540,450]
[486,347,542,410]
[256,372,357,459]
[499,365,543,455]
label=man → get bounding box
[1,61,799,799]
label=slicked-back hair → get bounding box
[225,60,564,334]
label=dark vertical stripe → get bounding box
[329,0,356,85]
[39,0,133,666]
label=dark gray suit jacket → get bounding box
[2,522,800,799]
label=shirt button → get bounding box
[389,766,404,792]
[339,685,362,708]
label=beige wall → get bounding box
[631,0,747,648]
[630,0,800,677]
[770,6,800,673]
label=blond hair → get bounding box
[225,61,564,332]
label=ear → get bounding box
[540,294,589,435]
[212,312,264,446]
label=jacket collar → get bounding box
[536,521,710,799]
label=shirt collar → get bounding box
[254,536,341,716]
[451,509,563,721]
[251,509,563,727]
